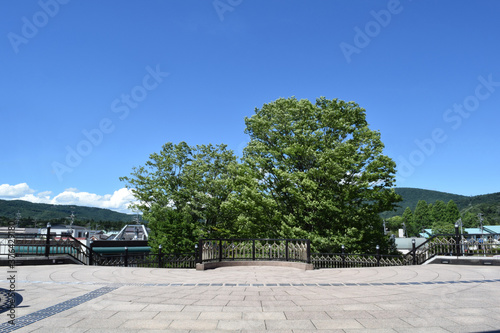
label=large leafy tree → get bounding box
[239,97,400,253]
[120,142,238,252]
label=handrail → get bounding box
[8,232,103,265]
[404,232,500,265]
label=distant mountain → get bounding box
[0,199,134,222]
[382,188,467,218]
[381,188,500,224]
[3,187,499,225]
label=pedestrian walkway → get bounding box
[1,264,500,332]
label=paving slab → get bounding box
[0,264,499,332]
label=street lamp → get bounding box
[411,239,416,265]
[45,222,52,257]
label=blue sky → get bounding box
[1,0,500,214]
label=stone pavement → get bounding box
[1,264,500,332]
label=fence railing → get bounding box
[3,231,499,268]
[312,253,411,269]
[3,232,98,265]
[405,233,500,265]
[96,250,196,268]
[198,238,311,263]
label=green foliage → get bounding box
[431,200,447,225]
[381,188,500,226]
[385,215,403,234]
[0,199,133,229]
[147,208,198,254]
[0,199,133,223]
[380,188,466,219]
[122,97,401,254]
[445,200,460,224]
[412,200,431,235]
[120,142,238,250]
[387,197,498,235]
[402,207,413,230]
[234,97,400,253]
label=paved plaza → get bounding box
[1,263,500,332]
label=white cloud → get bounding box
[0,183,35,198]
[0,183,138,214]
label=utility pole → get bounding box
[457,218,464,256]
[478,213,484,234]
[478,213,485,256]
[15,211,21,228]
[68,211,75,237]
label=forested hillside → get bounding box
[0,199,134,228]
[381,188,500,236]
[381,188,467,218]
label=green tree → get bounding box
[412,200,431,235]
[240,97,401,253]
[147,208,197,253]
[402,206,413,236]
[385,215,404,234]
[431,200,447,225]
[120,142,238,251]
[445,200,460,224]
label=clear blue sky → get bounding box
[1,0,500,213]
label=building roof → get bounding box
[418,226,499,236]
[484,226,500,233]
[464,227,492,235]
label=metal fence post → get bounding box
[341,245,345,268]
[454,223,461,256]
[376,245,380,267]
[197,239,203,264]
[124,247,128,267]
[158,244,163,268]
[252,240,256,261]
[89,240,94,266]
[45,223,51,257]
[306,239,311,264]
[412,239,416,265]
[285,239,289,261]
[218,240,223,262]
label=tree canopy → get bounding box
[121,97,401,254]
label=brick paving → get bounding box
[1,264,500,332]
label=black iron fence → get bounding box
[197,238,311,263]
[95,250,196,268]
[2,230,499,269]
[2,232,98,265]
[312,252,411,268]
[405,233,500,265]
